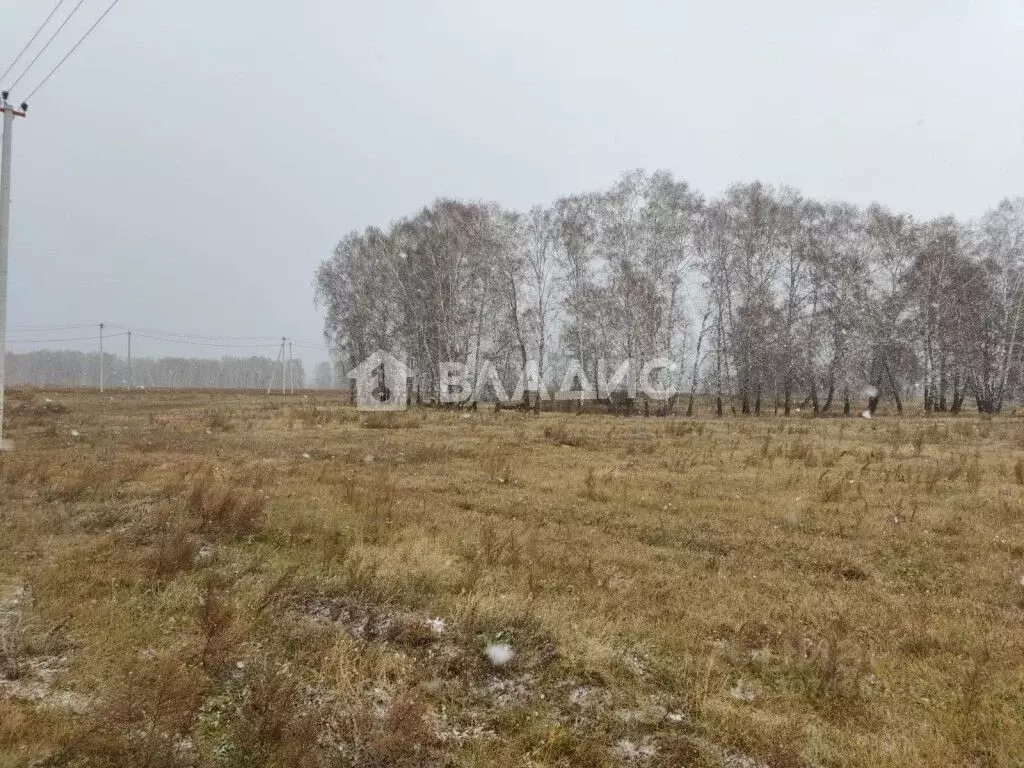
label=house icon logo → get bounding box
[348,350,411,411]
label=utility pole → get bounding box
[266,340,284,396]
[127,330,131,389]
[280,336,286,395]
[0,95,27,448]
[98,322,104,392]
[288,340,293,394]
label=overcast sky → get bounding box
[1,0,1021,369]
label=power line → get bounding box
[0,0,65,89]
[6,0,87,95]
[6,332,126,343]
[7,322,327,351]
[24,0,123,102]
[7,322,96,332]
[131,332,281,350]
[288,337,328,345]
[105,323,282,342]
[290,341,327,351]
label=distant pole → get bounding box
[288,340,293,394]
[266,341,283,396]
[280,337,286,394]
[99,322,104,392]
[127,330,131,388]
[0,97,26,447]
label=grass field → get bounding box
[1,389,1022,767]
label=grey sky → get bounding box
[1,0,1021,369]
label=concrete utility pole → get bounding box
[126,330,131,388]
[266,340,284,396]
[98,322,105,392]
[0,96,26,448]
[280,336,286,395]
[288,340,293,394]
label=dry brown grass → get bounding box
[0,388,1023,767]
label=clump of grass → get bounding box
[185,472,266,537]
[34,400,69,416]
[74,651,207,767]
[482,446,513,484]
[818,471,852,503]
[359,696,437,768]
[294,402,334,428]
[921,461,944,495]
[206,409,234,432]
[965,456,983,493]
[352,471,400,544]
[543,422,582,447]
[0,602,26,681]
[1013,457,1024,486]
[795,615,871,712]
[582,467,598,500]
[360,412,418,430]
[197,573,236,674]
[663,420,702,438]
[42,465,105,503]
[237,685,311,762]
[580,467,608,501]
[912,429,926,456]
[149,504,200,577]
[786,440,816,467]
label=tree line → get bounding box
[316,170,1024,414]
[4,351,306,391]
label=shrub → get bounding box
[150,507,200,577]
[185,473,266,537]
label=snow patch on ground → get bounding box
[0,582,86,712]
[484,642,514,667]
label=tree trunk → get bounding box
[687,309,710,418]
[883,360,902,414]
[951,372,963,414]
[821,381,834,414]
[938,357,948,412]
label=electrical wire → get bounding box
[290,342,327,350]
[288,338,328,346]
[6,332,126,343]
[105,323,282,342]
[6,0,87,94]
[0,0,65,89]
[8,323,324,352]
[24,0,122,101]
[7,322,97,332]
[131,333,281,350]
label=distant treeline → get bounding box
[316,169,1024,414]
[3,351,312,390]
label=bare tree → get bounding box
[314,176,1024,415]
[969,197,1024,412]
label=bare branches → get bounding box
[314,178,1024,414]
